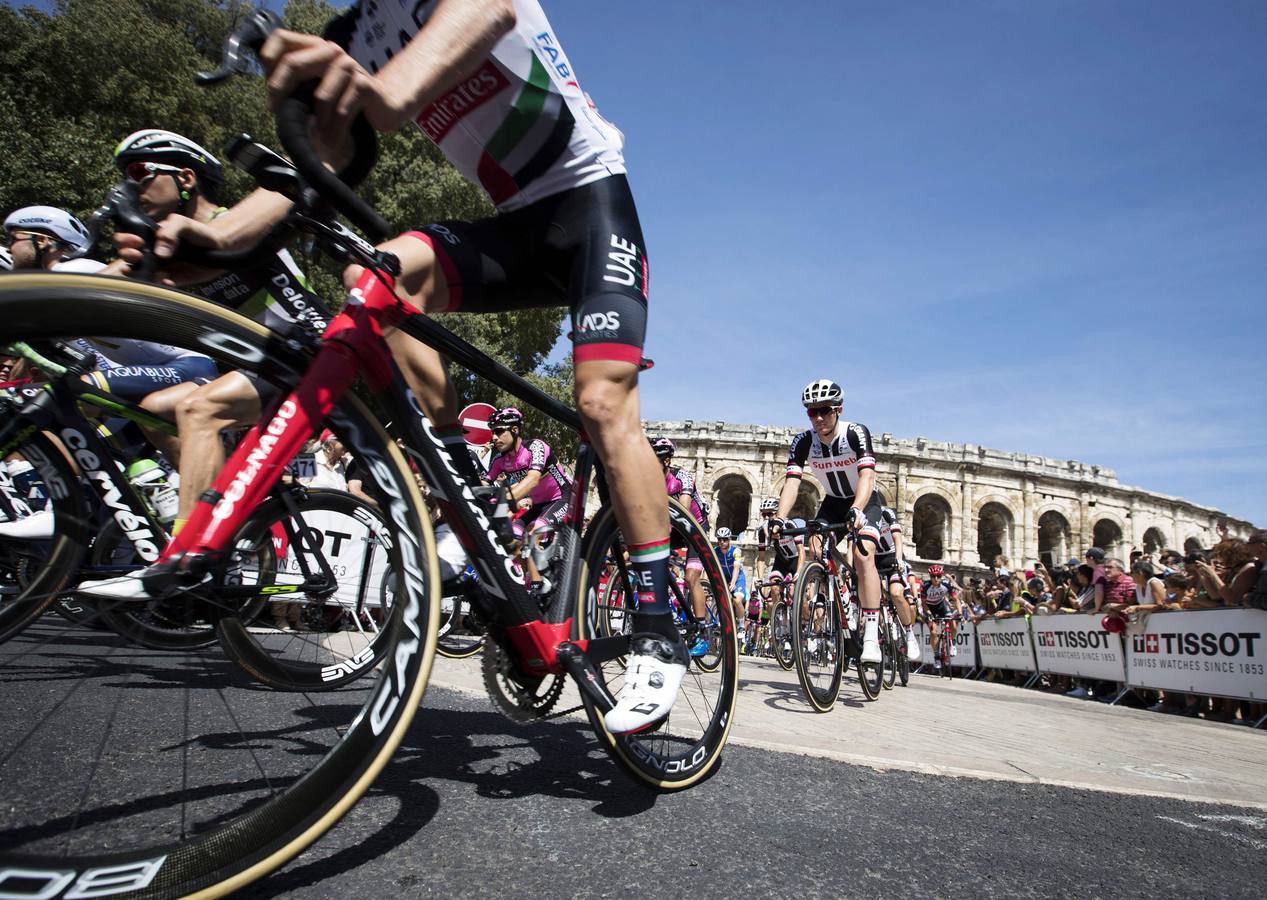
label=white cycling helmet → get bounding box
[3,206,92,257]
[0,246,11,271]
[716,527,733,541]
[760,498,778,512]
[802,379,843,408]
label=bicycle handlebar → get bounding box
[776,519,869,558]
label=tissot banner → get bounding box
[1031,614,1127,680]
[975,617,1038,673]
[917,619,977,668]
[1125,609,1267,701]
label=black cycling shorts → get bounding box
[772,553,798,578]
[406,174,649,367]
[927,600,954,620]
[815,493,884,545]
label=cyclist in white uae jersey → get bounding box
[253,0,683,734]
[773,379,886,665]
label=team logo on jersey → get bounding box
[417,61,511,143]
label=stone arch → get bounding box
[1141,527,1168,557]
[1037,510,1072,569]
[875,476,897,509]
[789,479,821,521]
[1184,536,1204,554]
[976,501,1015,567]
[710,472,753,538]
[912,493,953,561]
[1092,517,1125,558]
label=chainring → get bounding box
[481,636,565,722]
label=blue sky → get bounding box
[536,1,1267,523]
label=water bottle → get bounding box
[126,458,179,524]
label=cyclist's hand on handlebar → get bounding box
[260,29,406,144]
[847,507,867,531]
[113,217,224,286]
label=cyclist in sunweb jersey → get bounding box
[923,564,963,671]
[875,505,923,662]
[74,129,331,559]
[484,407,572,591]
[238,0,686,732]
[652,437,711,658]
[772,379,886,664]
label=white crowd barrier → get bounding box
[975,617,1038,673]
[1125,608,1267,702]
[916,619,977,668]
[1031,613,1127,681]
[273,504,394,609]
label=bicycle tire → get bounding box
[435,587,485,659]
[214,488,401,690]
[896,631,911,686]
[91,519,227,651]
[881,608,896,690]
[0,431,88,644]
[857,623,884,701]
[576,497,736,791]
[0,273,440,896]
[791,561,843,713]
[771,600,795,671]
[692,581,723,673]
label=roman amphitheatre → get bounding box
[644,419,1256,574]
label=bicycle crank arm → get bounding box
[556,640,619,713]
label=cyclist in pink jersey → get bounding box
[651,437,713,657]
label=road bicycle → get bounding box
[756,576,796,671]
[929,613,958,679]
[784,519,886,710]
[0,341,403,688]
[0,12,736,896]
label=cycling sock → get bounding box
[627,537,679,641]
[435,422,481,486]
[863,608,879,641]
[172,518,187,536]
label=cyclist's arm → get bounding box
[730,549,743,592]
[507,470,541,503]
[262,0,515,135]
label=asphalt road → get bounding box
[241,685,1267,899]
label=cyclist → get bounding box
[237,0,684,733]
[484,407,571,590]
[3,205,101,274]
[773,379,886,664]
[875,505,922,662]
[652,436,712,657]
[0,245,12,270]
[752,497,777,584]
[715,526,749,644]
[73,129,331,554]
[923,564,963,670]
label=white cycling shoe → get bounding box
[76,570,159,601]
[950,643,958,658]
[0,509,54,539]
[605,634,689,735]
[861,636,882,664]
[905,631,922,662]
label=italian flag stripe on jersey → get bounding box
[628,538,671,563]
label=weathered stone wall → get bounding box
[644,419,1256,574]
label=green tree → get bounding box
[0,0,575,455]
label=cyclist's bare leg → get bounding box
[685,564,705,618]
[890,579,915,627]
[170,372,262,522]
[132,381,197,465]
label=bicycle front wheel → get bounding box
[771,599,795,671]
[0,273,439,896]
[577,498,737,790]
[791,562,843,712]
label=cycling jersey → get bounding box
[487,438,572,507]
[786,422,877,501]
[924,580,958,617]
[664,465,707,528]
[75,338,218,402]
[193,245,330,337]
[51,258,106,274]
[717,543,743,589]
[328,0,626,213]
[875,506,902,557]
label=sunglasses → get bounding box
[806,405,836,419]
[124,160,184,185]
[492,427,510,436]
[3,230,45,248]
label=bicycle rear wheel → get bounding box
[791,562,843,712]
[577,498,737,790]
[214,487,401,690]
[881,607,896,690]
[0,273,439,896]
[771,599,794,671]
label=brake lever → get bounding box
[92,182,161,281]
[195,8,282,85]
